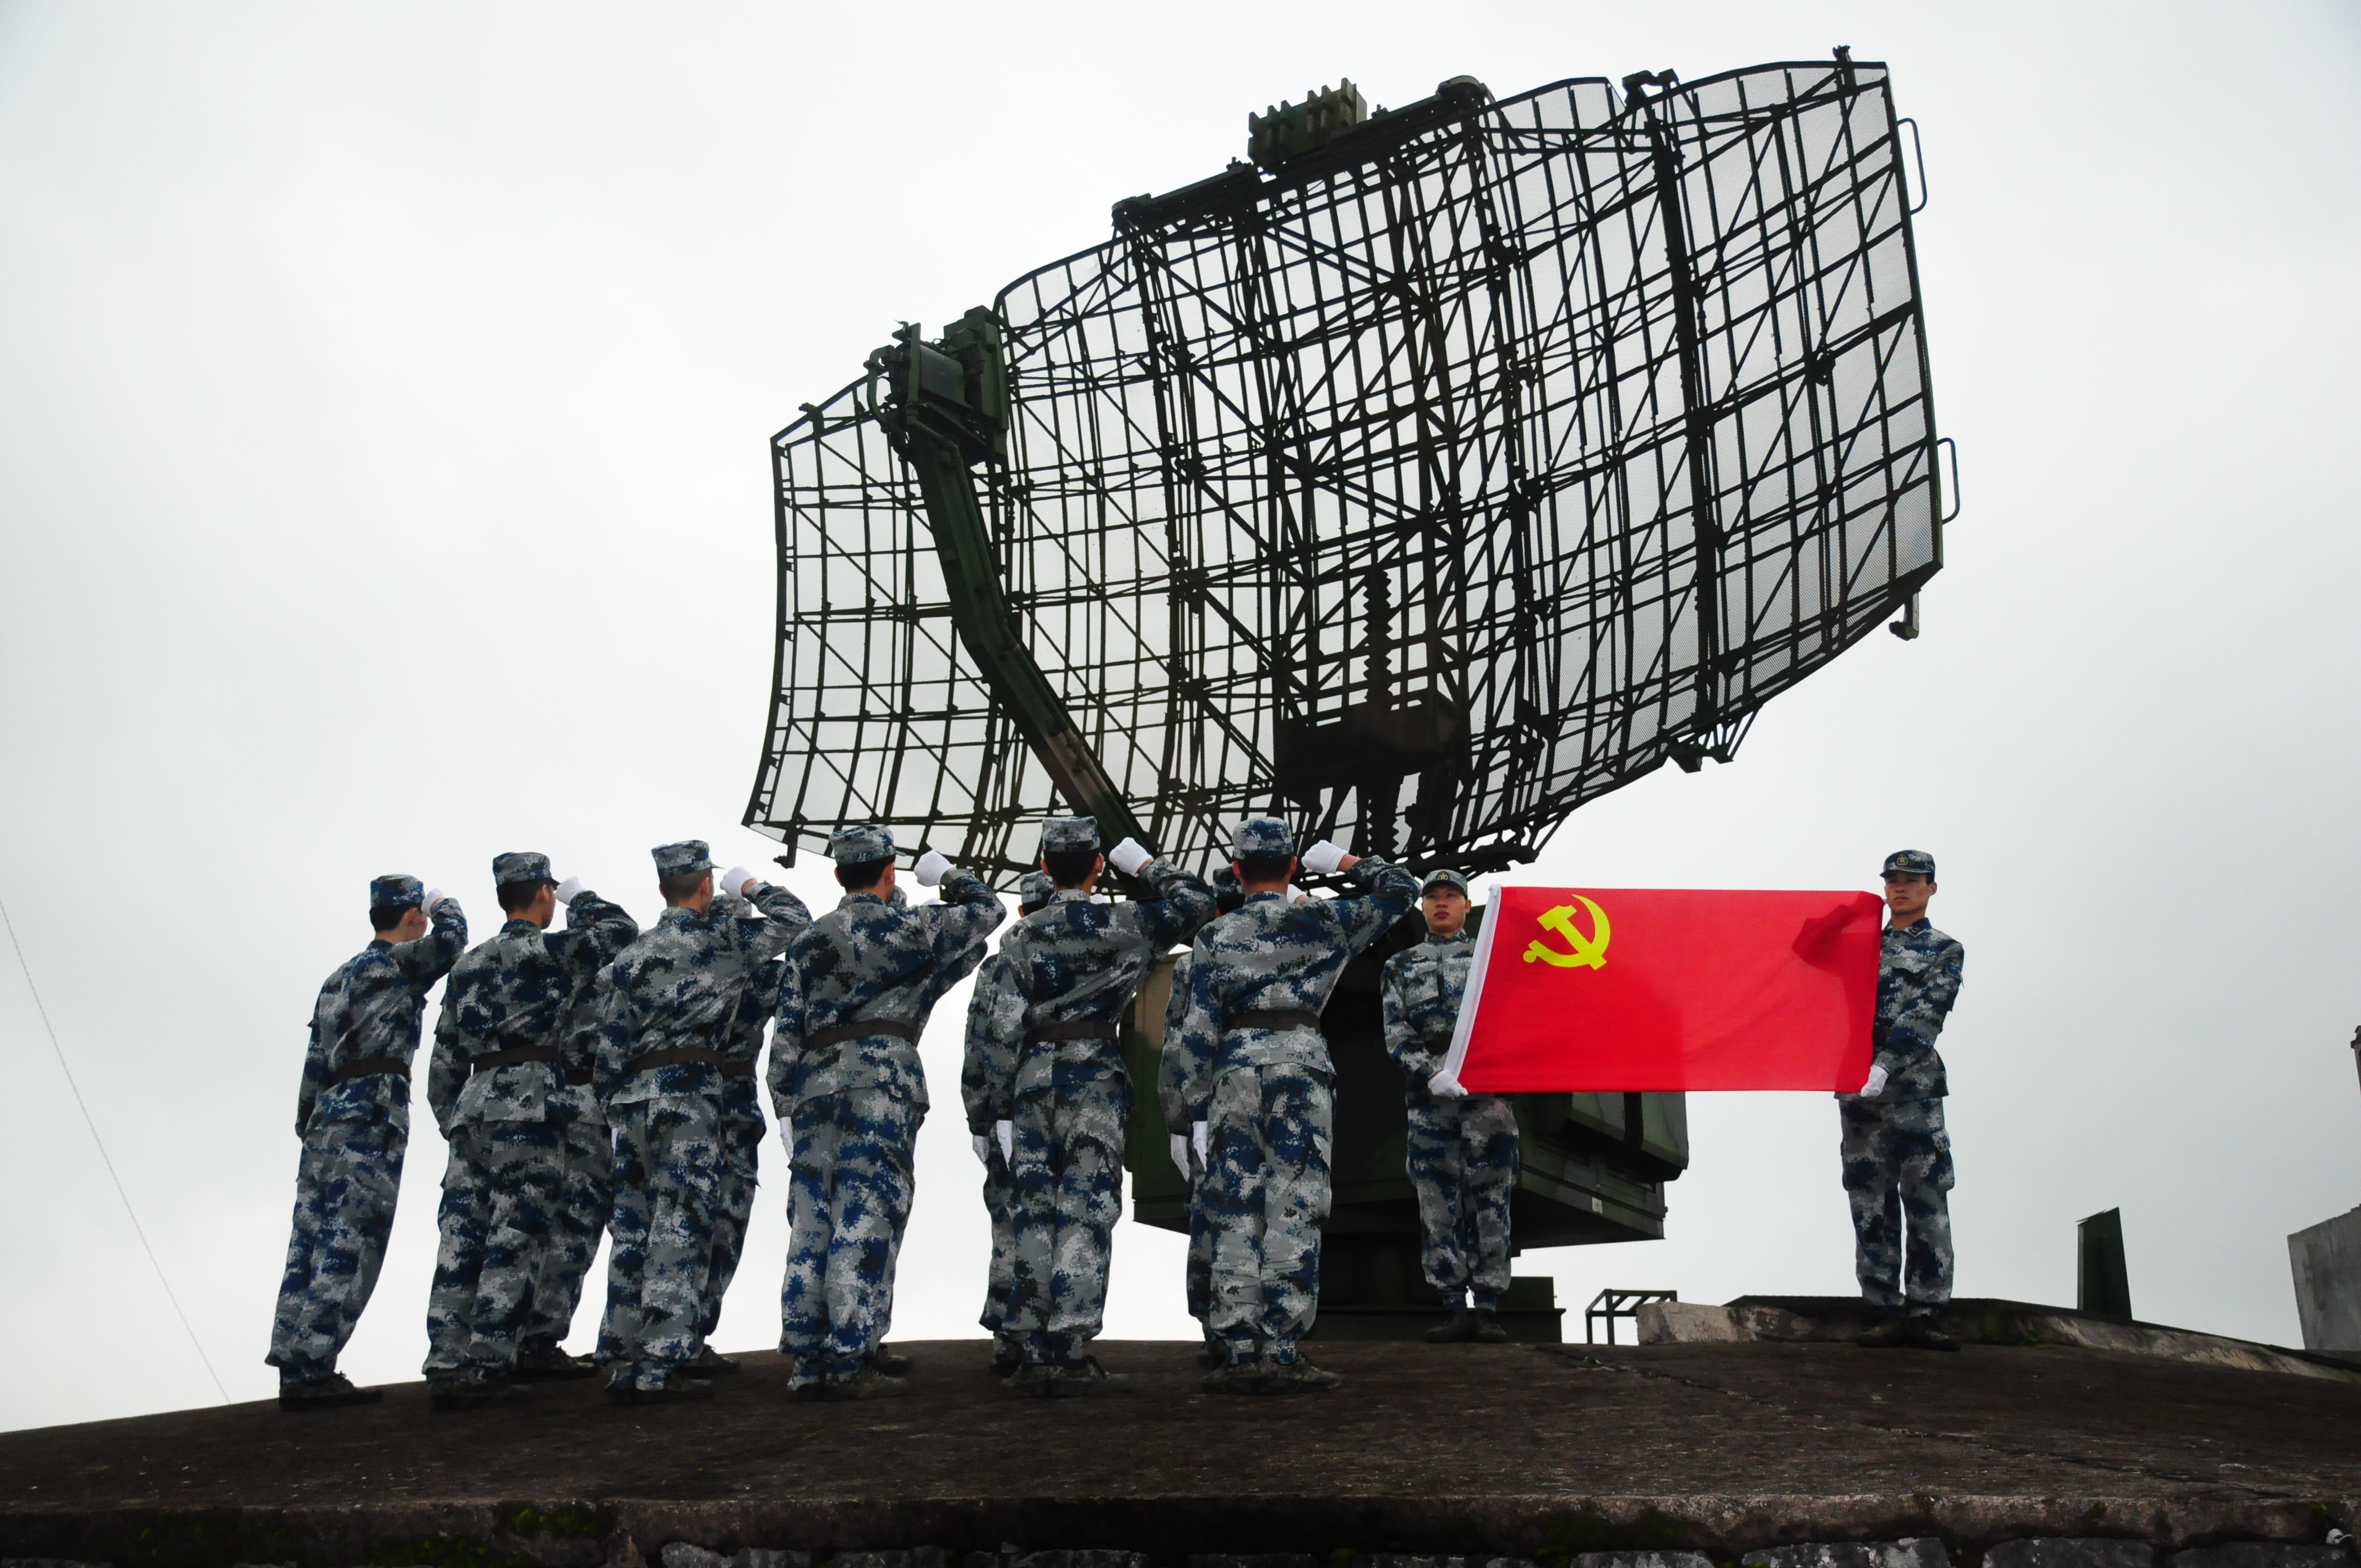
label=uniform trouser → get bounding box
[700,1085,765,1338]
[1839,1095,1956,1313]
[422,1119,565,1378]
[524,1109,611,1357]
[603,1095,723,1389]
[1007,1069,1129,1364]
[266,1116,406,1381]
[977,1141,1018,1341]
[1185,1163,1215,1333]
[779,1088,922,1384]
[1201,1062,1334,1366]
[1405,1095,1519,1309]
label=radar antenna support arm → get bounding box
[872,312,1151,854]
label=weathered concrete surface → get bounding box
[1,1340,2357,1566]
[1635,1298,2361,1384]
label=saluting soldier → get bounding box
[1842,849,1966,1352]
[1166,819,1420,1393]
[521,937,619,1376]
[963,869,1056,1376]
[421,854,637,1407]
[1381,869,1517,1345]
[770,826,1004,1400]
[980,818,1216,1396]
[1160,867,1247,1368]
[269,875,466,1409]
[594,842,810,1403]
[692,888,790,1374]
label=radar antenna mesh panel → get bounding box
[749,59,1944,883]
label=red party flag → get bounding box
[1438,886,1883,1092]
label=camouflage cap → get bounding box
[1232,815,1297,859]
[651,840,712,878]
[1039,816,1101,856]
[1016,869,1056,911]
[369,874,424,908]
[491,851,553,888]
[1421,869,1471,897]
[829,824,895,866]
[1881,849,1937,879]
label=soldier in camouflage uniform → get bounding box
[963,869,1056,1376]
[1167,819,1420,1393]
[595,841,811,1403]
[268,874,466,1409]
[981,819,1215,1396]
[420,854,637,1407]
[1159,867,1246,1368]
[692,891,787,1374]
[1842,849,1966,1352]
[1381,869,1517,1346]
[771,825,1003,1400]
[523,964,615,1370]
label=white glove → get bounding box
[914,849,951,888]
[422,886,448,913]
[1107,836,1154,876]
[971,1133,992,1167]
[1299,840,1348,876]
[720,865,758,898]
[1283,884,1307,904]
[553,875,586,905]
[994,1119,1014,1163]
[1090,892,1112,905]
[1859,1063,1889,1098]
[1428,1068,1468,1098]
[1190,1120,1209,1167]
[1169,1133,1193,1182]
[777,1120,795,1159]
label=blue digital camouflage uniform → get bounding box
[1159,945,1217,1334]
[701,900,782,1340]
[594,843,810,1392]
[770,826,1004,1388]
[978,824,1215,1368]
[1840,851,1966,1315]
[268,877,467,1386]
[1166,823,1420,1368]
[421,858,638,1384]
[961,870,1055,1360]
[1380,913,1518,1311]
[532,972,615,1363]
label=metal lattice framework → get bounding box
[748,56,1948,885]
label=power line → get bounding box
[0,891,231,1405]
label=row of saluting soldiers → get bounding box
[266,814,1524,1408]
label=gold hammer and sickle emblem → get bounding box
[1524,896,1611,970]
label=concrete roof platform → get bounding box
[3,1339,2357,1567]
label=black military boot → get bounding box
[429,1374,527,1412]
[1469,1308,1511,1344]
[1046,1355,1134,1397]
[991,1336,1024,1378]
[679,1345,742,1378]
[278,1371,381,1411]
[1257,1354,1343,1394]
[869,1343,915,1376]
[1199,1359,1264,1395]
[1194,1332,1226,1370]
[512,1346,599,1382]
[1902,1313,1961,1352]
[1853,1314,1908,1348]
[1424,1306,1476,1343]
[820,1366,910,1401]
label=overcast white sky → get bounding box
[4,1,2359,1432]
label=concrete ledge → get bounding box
[4,1341,2355,1567]
[1631,1299,2361,1383]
